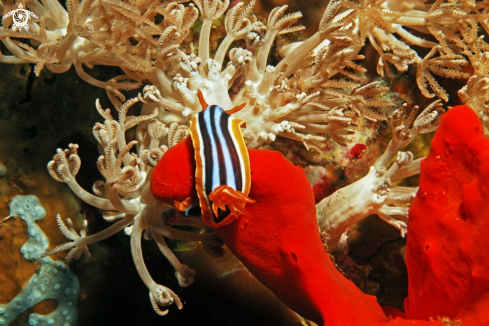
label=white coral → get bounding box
[44,93,218,316]
[316,101,443,251]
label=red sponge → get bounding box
[405,105,489,324]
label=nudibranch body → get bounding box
[152,92,254,227]
[188,104,253,227]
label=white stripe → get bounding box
[203,108,221,192]
[228,117,246,193]
[214,108,237,190]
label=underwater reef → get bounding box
[1,0,489,325]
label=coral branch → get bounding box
[130,215,183,315]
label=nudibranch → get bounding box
[183,91,254,227]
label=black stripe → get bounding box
[209,106,231,223]
[198,107,214,196]
[220,113,243,192]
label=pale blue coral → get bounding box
[0,195,78,326]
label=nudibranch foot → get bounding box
[226,102,247,115]
[208,185,256,221]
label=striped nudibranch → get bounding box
[189,102,255,227]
